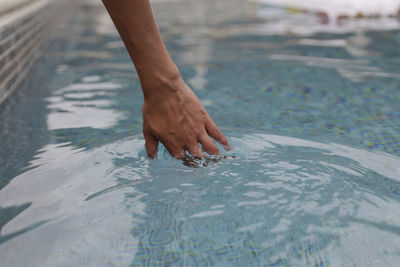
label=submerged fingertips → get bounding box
[144,133,159,158]
[187,144,205,158]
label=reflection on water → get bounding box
[46,81,123,130]
[1,0,400,265]
[2,131,400,266]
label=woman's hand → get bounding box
[102,0,230,159]
[142,76,231,158]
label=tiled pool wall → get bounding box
[0,0,74,105]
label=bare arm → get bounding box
[102,0,231,158]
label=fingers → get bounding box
[162,141,185,159]
[144,132,159,158]
[165,140,205,159]
[169,150,185,159]
[199,134,220,155]
[187,143,205,158]
[205,119,231,150]
[144,120,230,160]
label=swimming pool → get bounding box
[1,0,400,265]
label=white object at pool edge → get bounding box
[252,0,400,18]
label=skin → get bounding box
[102,0,231,159]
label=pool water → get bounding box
[1,0,400,266]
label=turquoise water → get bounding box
[1,0,400,266]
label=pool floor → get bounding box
[1,0,400,266]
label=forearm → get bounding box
[102,0,231,158]
[102,0,180,98]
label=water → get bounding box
[1,0,400,266]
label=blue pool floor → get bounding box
[1,0,400,266]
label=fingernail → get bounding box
[223,145,232,151]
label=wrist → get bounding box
[139,63,185,101]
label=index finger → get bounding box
[205,119,231,151]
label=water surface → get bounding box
[1,0,400,266]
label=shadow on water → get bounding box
[345,216,400,236]
[0,202,49,244]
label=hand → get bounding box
[142,76,231,159]
[102,0,230,159]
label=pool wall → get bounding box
[0,0,74,105]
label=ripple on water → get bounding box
[126,130,400,266]
[1,131,400,266]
